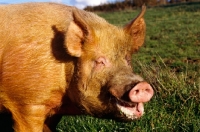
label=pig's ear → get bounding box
[66,10,93,57]
[124,5,146,53]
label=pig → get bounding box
[0,2,154,132]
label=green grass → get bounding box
[56,3,200,132]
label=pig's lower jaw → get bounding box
[116,102,144,120]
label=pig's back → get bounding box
[0,2,73,73]
[0,3,74,45]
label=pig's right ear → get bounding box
[65,10,93,57]
[124,5,146,53]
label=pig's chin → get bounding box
[116,99,144,120]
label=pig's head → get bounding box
[65,6,154,121]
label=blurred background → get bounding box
[0,0,199,9]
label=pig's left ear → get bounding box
[124,5,146,53]
[65,10,93,57]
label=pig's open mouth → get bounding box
[109,82,154,120]
[116,99,144,120]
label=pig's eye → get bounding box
[95,57,106,66]
[94,57,111,70]
[95,60,105,67]
[94,57,106,70]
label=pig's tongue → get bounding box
[117,102,144,119]
[135,102,144,117]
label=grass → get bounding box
[56,3,200,132]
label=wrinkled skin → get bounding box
[0,3,154,132]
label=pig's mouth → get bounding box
[115,98,144,120]
[110,82,154,120]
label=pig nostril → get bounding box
[135,90,139,94]
[145,88,151,93]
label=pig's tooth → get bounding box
[117,103,138,119]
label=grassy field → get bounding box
[56,3,200,132]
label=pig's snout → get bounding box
[129,82,154,103]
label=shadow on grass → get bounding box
[0,113,14,132]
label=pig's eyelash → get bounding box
[96,61,104,65]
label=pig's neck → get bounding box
[58,61,83,115]
[64,61,75,89]
[58,96,83,115]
